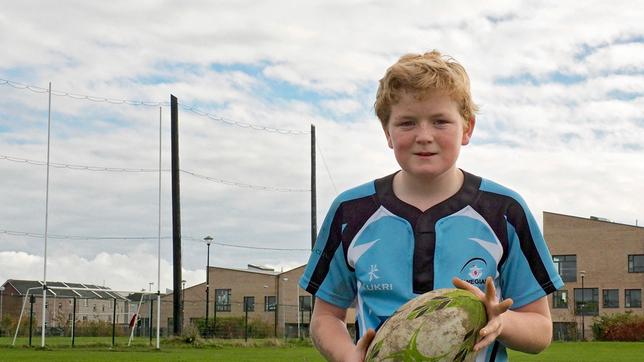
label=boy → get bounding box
[299,51,563,362]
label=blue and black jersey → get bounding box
[299,170,563,362]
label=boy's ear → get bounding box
[461,117,476,145]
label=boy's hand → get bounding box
[346,328,375,362]
[452,277,513,352]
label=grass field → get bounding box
[0,337,642,361]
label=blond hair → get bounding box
[375,50,479,128]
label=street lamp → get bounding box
[204,235,213,337]
[282,277,288,339]
[580,270,586,341]
[0,286,5,320]
[297,285,301,339]
[181,280,187,328]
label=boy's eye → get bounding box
[399,120,415,127]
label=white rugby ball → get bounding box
[365,288,487,362]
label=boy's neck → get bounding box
[392,167,464,212]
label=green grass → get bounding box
[0,338,642,361]
[508,341,643,361]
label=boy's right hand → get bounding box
[346,328,375,362]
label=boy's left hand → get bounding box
[452,276,513,352]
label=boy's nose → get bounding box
[415,122,434,142]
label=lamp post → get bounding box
[181,280,186,329]
[282,277,288,339]
[204,235,213,337]
[297,285,301,339]
[580,270,586,341]
[0,286,4,320]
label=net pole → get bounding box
[41,82,53,347]
[156,106,162,349]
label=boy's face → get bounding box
[384,90,474,180]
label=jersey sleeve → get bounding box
[499,196,564,309]
[299,197,357,309]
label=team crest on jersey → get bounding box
[460,257,488,285]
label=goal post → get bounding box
[12,286,160,347]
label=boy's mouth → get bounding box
[414,152,436,157]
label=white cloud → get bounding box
[1,0,643,292]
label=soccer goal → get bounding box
[11,285,160,347]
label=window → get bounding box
[602,289,619,308]
[628,255,644,273]
[244,296,255,312]
[215,289,231,312]
[553,255,577,282]
[574,288,598,316]
[299,295,312,311]
[553,290,568,308]
[625,289,642,308]
[265,296,276,311]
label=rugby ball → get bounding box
[365,288,487,362]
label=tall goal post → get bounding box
[32,87,165,348]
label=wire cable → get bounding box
[0,154,310,192]
[180,169,309,192]
[316,142,338,194]
[1,78,310,134]
[0,78,169,107]
[1,229,310,252]
[179,103,309,135]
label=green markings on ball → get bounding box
[365,288,488,362]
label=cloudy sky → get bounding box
[1,1,643,293]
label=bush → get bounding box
[592,312,644,341]
[73,320,128,337]
[1,315,35,337]
[193,316,273,339]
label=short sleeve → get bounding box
[499,200,564,309]
[299,198,357,309]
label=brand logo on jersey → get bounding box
[362,264,392,291]
[363,283,393,291]
[460,257,488,285]
[368,264,380,281]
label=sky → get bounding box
[1,0,643,293]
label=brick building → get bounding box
[147,264,355,338]
[0,279,130,333]
[543,212,643,340]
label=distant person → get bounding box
[299,50,563,361]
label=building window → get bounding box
[602,289,619,308]
[553,255,577,282]
[243,296,255,312]
[628,255,644,273]
[215,289,231,312]
[265,296,276,311]
[574,288,598,316]
[299,295,312,311]
[553,290,568,308]
[625,289,642,308]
